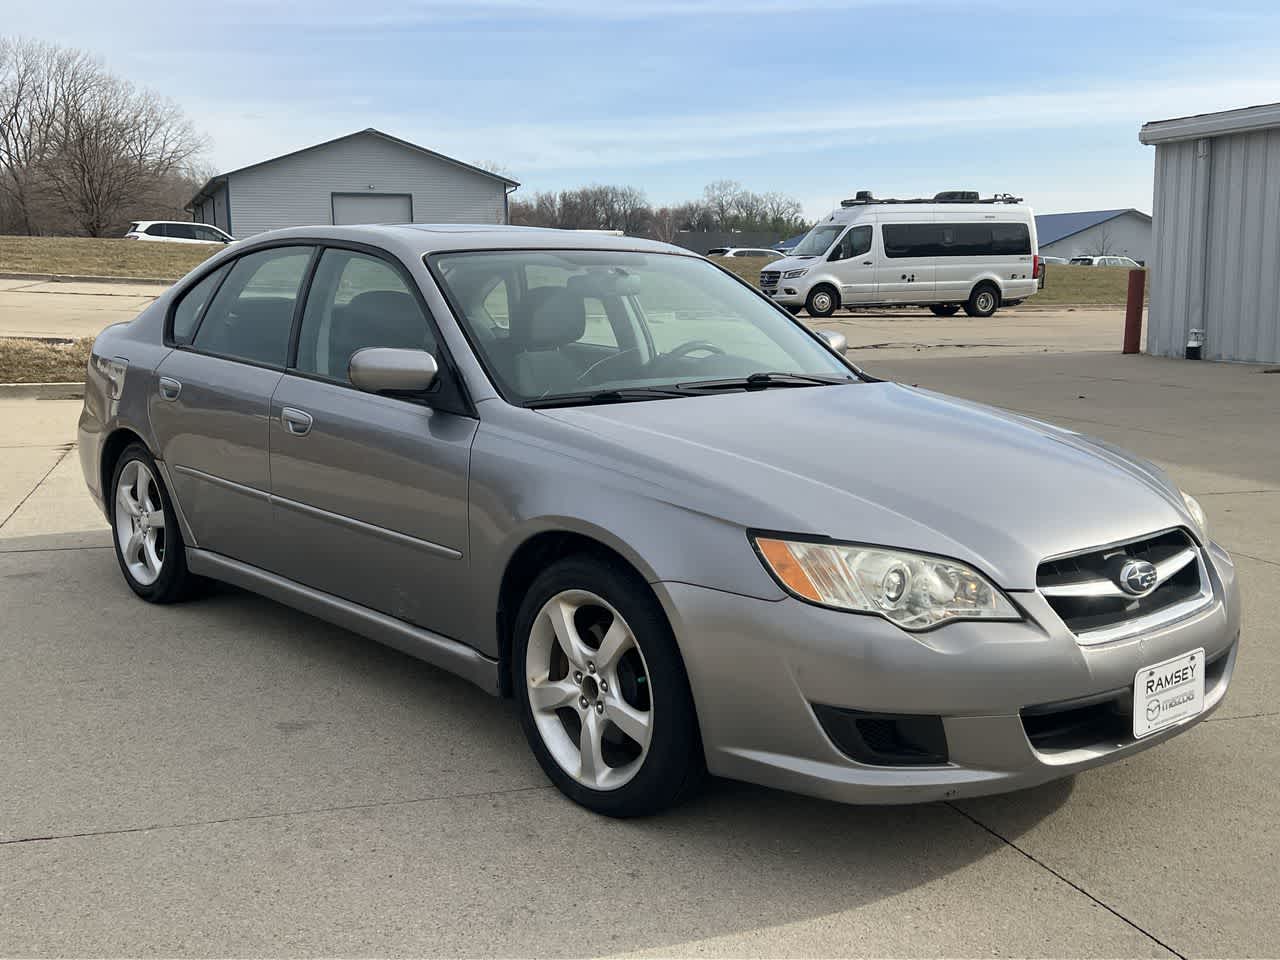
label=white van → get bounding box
[759,193,1039,318]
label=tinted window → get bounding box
[883,222,1030,258]
[294,249,434,382]
[167,223,197,240]
[193,225,224,242]
[192,246,312,366]
[831,225,872,261]
[171,266,229,344]
[144,224,165,236]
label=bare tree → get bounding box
[701,179,741,229]
[1085,224,1117,257]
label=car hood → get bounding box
[763,255,815,272]
[538,382,1192,590]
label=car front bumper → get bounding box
[654,540,1240,804]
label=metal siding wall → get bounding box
[1203,129,1280,362]
[1148,140,1210,359]
[225,134,507,237]
[213,186,229,234]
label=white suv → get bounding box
[707,247,785,261]
[1069,255,1142,267]
[124,221,235,245]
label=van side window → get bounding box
[883,222,1031,258]
[830,225,872,261]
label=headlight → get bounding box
[753,536,1019,630]
[782,268,808,279]
[1181,490,1208,539]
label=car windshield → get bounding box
[430,249,855,405]
[789,225,843,257]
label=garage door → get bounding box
[331,193,413,225]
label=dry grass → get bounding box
[0,235,216,280]
[0,337,93,383]
[712,256,1146,307]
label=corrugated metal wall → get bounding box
[225,134,507,237]
[1149,129,1280,362]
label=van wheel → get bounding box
[964,283,1000,318]
[784,305,802,315]
[929,304,960,317]
[806,285,839,318]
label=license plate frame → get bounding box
[1133,647,1206,739]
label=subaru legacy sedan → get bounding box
[79,225,1240,816]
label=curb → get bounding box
[0,271,173,286]
[0,381,86,399]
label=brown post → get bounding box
[1122,268,1145,354]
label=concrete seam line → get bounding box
[1203,710,1280,723]
[0,271,173,285]
[945,802,1187,960]
[0,544,113,554]
[0,444,74,532]
[1229,551,1280,569]
[0,383,86,400]
[0,783,554,846]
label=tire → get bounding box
[513,554,704,817]
[964,283,1000,318]
[805,285,839,319]
[784,305,802,315]
[929,304,960,317]
[109,443,198,604]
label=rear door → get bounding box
[876,217,937,303]
[150,245,315,565]
[269,245,477,638]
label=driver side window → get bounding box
[829,225,872,262]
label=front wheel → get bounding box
[514,555,704,817]
[805,285,839,318]
[929,304,960,317]
[110,443,198,603]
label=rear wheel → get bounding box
[514,555,703,817]
[110,443,198,603]
[805,285,839,318]
[784,305,802,315]
[964,283,1000,318]
[929,304,960,317]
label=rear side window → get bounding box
[171,265,230,344]
[192,246,313,366]
[883,222,1031,258]
[144,224,165,236]
[167,223,196,240]
[294,249,434,382]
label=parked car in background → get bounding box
[1069,255,1142,268]
[1040,255,1069,265]
[79,224,1238,817]
[706,247,785,261]
[125,221,236,245]
[761,192,1040,318]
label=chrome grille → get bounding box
[1037,529,1212,645]
[760,270,780,288]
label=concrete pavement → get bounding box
[0,352,1277,957]
[0,278,169,340]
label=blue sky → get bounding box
[6,0,1280,217]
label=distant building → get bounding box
[1140,101,1280,363]
[1034,209,1152,262]
[188,128,519,238]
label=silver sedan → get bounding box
[79,225,1240,816]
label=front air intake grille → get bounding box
[760,270,780,288]
[1037,529,1211,644]
[812,705,948,766]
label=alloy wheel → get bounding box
[976,290,996,313]
[525,589,654,791]
[114,459,166,586]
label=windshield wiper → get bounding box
[525,386,689,409]
[676,372,855,393]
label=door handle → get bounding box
[158,377,182,401]
[281,407,313,437]
[862,260,873,265]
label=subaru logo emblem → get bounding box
[1119,559,1158,596]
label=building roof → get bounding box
[1140,101,1280,145]
[774,232,808,250]
[187,128,519,209]
[1034,208,1150,247]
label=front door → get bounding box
[826,224,876,304]
[149,245,314,564]
[268,246,477,640]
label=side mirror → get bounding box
[816,330,848,355]
[349,347,438,395]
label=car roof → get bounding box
[233,224,691,259]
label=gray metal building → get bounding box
[1140,102,1280,363]
[1034,209,1151,262]
[189,129,519,238]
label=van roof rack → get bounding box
[839,191,1023,207]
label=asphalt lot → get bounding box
[1,329,1277,954]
